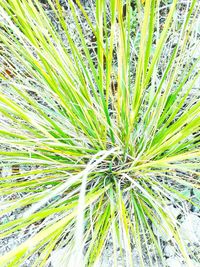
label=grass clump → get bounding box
[0,0,200,266]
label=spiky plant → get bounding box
[0,0,200,266]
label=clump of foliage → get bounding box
[0,0,199,266]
